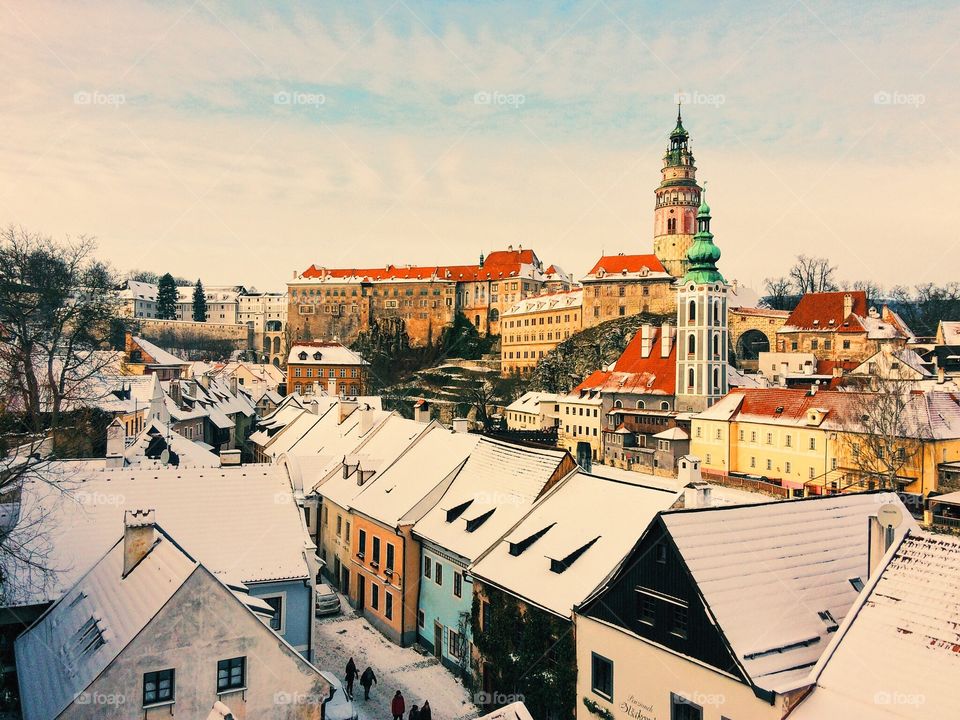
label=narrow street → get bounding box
[313,601,479,720]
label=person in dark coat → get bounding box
[359,666,377,700]
[391,691,406,720]
[421,699,432,720]
[344,658,358,699]
[409,704,421,720]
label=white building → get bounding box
[116,280,158,319]
[504,391,563,431]
[15,511,330,720]
[238,291,288,365]
[175,285,246,324]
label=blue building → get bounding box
[412,438,574,671]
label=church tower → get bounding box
[653,106,702,278]
[675,192,728,413]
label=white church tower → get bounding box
[675,191,729,412]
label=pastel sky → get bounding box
[2,0,957,292]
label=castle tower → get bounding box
[675,192,728,412]
[653,106,702,278]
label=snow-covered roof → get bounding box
[350,427,481,528]
[505,391,562,414]
[131,336,188,367]
[661,492,917,693]
[502,289,582,317]
[15,525,198,720]
[471,471,679,618]
[123,418,220,468]
[652,426,689,441]
[6,463,312,607]
[413,438,571,562]
[288,342,369,367]
[791,531,960,719]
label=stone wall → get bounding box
[729,308,788,368]
[139,318,253,348]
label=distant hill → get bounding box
[527,311,673,393]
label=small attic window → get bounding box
[313,351,322,360]
[445,499,474,523]
[71,617,106,658]
[849,577,864,592]
[817,609,839,632]
[465,508,496,532]
[775,406,784,414]
[828,319,835,325]
[812,319,819,325]
[509,523,556,556]
[298,352,307,360]
[549,536,600,574]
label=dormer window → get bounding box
[298,352,307,361]
[548,537,600,574]
[313,351,322,360]
[508,523,555,556]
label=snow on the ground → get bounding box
[313,603,479,720]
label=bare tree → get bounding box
[841,379,928,491]
[763,276,796,310]
[789,254,838,294]
[850,279,884,308]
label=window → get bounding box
[785,434,792,448]
[671,606,688,639]
[371,584,379,610]
[591,653,614,699]
[481,599,491,631]
[418,609,425,627]
[449,628,463,658]
[263,595,284,632]
[386,543,395,572]
[809,437,816,450]
[336,515,342,536]
[637,594,656,625]
[454,572,462,598]
[358,529,367,557]
[372,537,381,565]
[435,562,443,585]
[766,459,772,471]
[670,693,703,720]
[785,461,792,473]
[385,591,393,619]
[655,542,667,564]
[143,669,175,706]
[217,657,245,693]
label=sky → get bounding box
[2,0,958,293]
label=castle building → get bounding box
[674,194,729,413]
[653,107,703,278]
[500,289,583,375]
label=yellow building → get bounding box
[691,387,960,497]
[557,386,603,465]
[500,290,582,376]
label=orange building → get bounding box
[286,341,369,396]
[580,254,677,328]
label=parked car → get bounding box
[315,583,341,616]
[319,672,358,720]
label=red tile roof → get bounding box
[715,387,860,423]
[301,248,539,283]
[783,291,867,331]
[571,326,677,396]
[585,254,667,277]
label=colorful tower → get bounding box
[653,106,702,278]
[675,192,729,412]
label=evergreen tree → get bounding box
[192,279,207,322]
[156,273,178,319]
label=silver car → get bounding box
[315,583,341,616]
[319,672,358,720]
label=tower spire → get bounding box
[683,182,724,284]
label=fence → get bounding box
[700,469,791,498]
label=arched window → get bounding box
[614,400,623,409]
[714,300,721,324]
[713,333,720,357]
[489,308,500,322]
[687,334,696,355]
[688,299,696,323]
[713,368,720,392]
[273,336,281,354]
[636,400,645,409]
[688,368,695,389]
[660,401,670,411]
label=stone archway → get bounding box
[728,307,789,370]
[736,329,771,369]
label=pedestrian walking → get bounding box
[360,666,377,701]
[409,704,421,720]
[421,699,432,720]
[345,657,358,699]
[392,691,406,720]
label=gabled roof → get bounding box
[15,526,199,720]
[288,342,369,366]
[350,427,481,528]
[413,438,571,562]
[582,254,670,281]
[123,418,220,468]
[791,531,960,719]
[6,464,312,607]
[781,291,867,332]
[470,471,679,618]
[503,289,583,317]
[130,336,188,368]
[660,492,917,693]
[505,391,562,414]
[571,326,677,397]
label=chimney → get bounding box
[413,399,431,424]
[866,515,897,580]
[843,293,854,318]
[677,455,703,486]
[452,417,470,433]
[169,379,182,407]
[327,377,338,397]
[810,381,819,396]
[229,375,238,396]
[684,482,712,509]
[219,449,241,466]
[123,509,157,576]
[640,324,653,358]
[106,418,126,459]
[661,323,674,358]
[339,398,359,423]
[309,399,322,415]
[359,403,375,434]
